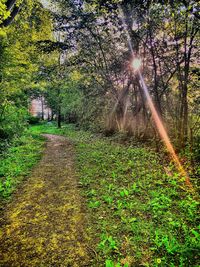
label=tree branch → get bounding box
[5,0,17,10]
[0,4,21,27]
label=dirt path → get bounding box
[0,134,91,267]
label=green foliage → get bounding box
[0,1,10,24]
[106,259,129,267]
[61,70,84,117]
[0,103,27,141]
[88,200,101,209]
[48,0,199,153]
[0,0,53,149]
[99,234,118,254]
[0,131,44,198]
[76,139,199,266]
[32,123,200,266]
[27,115,40,125]
[29,122,93,143]
[0,0,198,262]
[192,135,200,161]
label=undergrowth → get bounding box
[76,141,199,267]
[19,123,200,266]
[0,131,44,199]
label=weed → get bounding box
[29,123,200,266]
[0,132,44,199]
[98,234,118,254]
[105,259,129,267]
[88,200,101,209]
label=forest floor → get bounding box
[0,134,92,267]
[0,123,199,267]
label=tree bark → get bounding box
[149,26,162,116]
[6,0,17,10]
[1,4,21,27]
[41,97,44,120]
[57,106,61,128]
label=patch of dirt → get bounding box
[0,134,92,267]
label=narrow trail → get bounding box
[0,134,91,267]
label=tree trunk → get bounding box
[0,4,22,27]
[57,107,61,128]
[149,27,162,116]
[182,84,188,145]
[6,0,17,10]
[41,97,44,120]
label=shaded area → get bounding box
[0,134,91,267]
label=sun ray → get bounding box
[119,5,192,188]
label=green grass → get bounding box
[13,123,200,266]
[29,122,93,142]
[0,122,89,199]
[0,130,45,199]
[76,140,199,267]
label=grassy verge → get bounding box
[29,122,94,142]
[0,130,45,199]
[76,141,199,267]
[29,123,200,266]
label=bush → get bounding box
[0,128,9,140]
[193,135,200,161]
[0,104,27,141]
[27,115,40,125]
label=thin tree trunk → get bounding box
[0,4,22,27]
[149,27,162,116]
[57,107,61,128]
[41,97,44,120]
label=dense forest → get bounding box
[0,0,199,150]
[0,0,199,266]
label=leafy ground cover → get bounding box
[0,134,91,267]
[76,141,199,267]
[0,131,44,199]
[30,123,199,267]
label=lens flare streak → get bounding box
[138,72,191,187]
[119,5,191,188]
